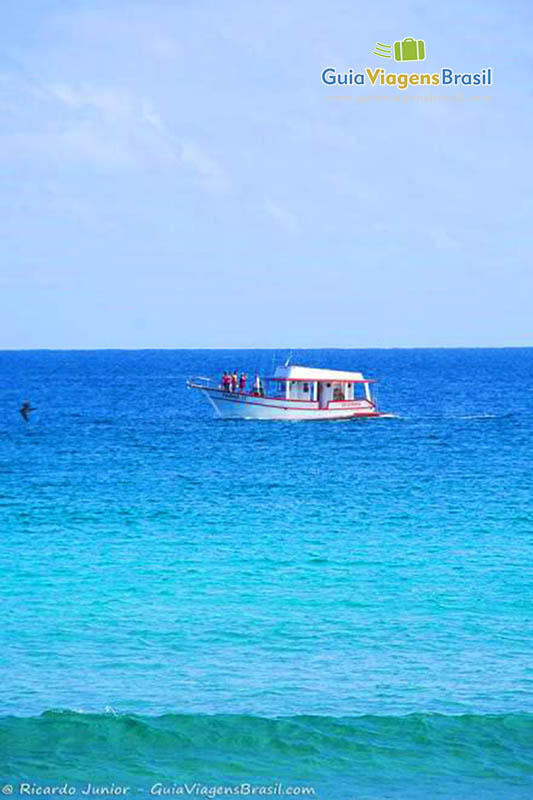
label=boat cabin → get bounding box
[265,365,374,408]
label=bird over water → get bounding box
[19,401,36,422]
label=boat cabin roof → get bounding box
[270,365,374,383]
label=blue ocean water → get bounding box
[0,349,532,799]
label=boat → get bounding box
[187,363,387,420]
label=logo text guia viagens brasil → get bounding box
[322,37,492,90]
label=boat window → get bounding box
[333,384,345,401]
[303,383,309,393]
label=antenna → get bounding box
[285,351,292,367]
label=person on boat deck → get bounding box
[239,372,247,392]
[254,374,264,396]
[222,372,231,391]
[231,370,238,392]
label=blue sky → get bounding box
[0,0,531,348]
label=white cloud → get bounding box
[45,84,229,190]
[1,78,229,192]
[141,99,165,133]
[45,83,135,121]
[181,142,229,192]
[263,199,297,232]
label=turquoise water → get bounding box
[1,349,532,798]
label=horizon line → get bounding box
[1,345,533,352]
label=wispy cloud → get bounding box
[1,78,229,192]
[263,199,298,233]
[140,99,165,133]
[181,142,229,192]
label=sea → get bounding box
[1,348,532,800]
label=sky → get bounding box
[0,0,531,349]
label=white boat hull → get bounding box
[192,386,383,420]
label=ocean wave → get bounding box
[1,711,532,796]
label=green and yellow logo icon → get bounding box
[373,42,393,59]
[373,38,426,62]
